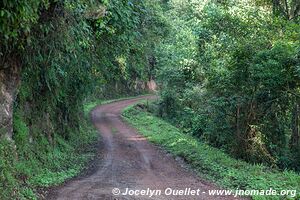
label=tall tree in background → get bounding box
[255,0,300,19]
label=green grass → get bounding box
[0,102,100,199]
[122,105,300,200]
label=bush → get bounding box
[123,105,300,200]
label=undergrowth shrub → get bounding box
[0,108,98,199]
[123,105,300,200]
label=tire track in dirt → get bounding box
[47,96,243,200]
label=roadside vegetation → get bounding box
[3,109,99,199]
[122,104,300,200]
[155,0,300,171]
[0,0,160,199]
[1,0,300,199]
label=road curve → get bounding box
[48,96,241,200]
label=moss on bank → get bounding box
[0,105,98,200]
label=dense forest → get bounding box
[156,0,300,171]
[0,0,300,199]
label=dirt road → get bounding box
[48,96,241,200]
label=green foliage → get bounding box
[1,0,160,197]
[156,0,300,170]
[0,0,49,49]
[4,0,300,198]
[0,140,19,199]
[123,105,300,200]
[0,106,98,199]
[88,0,164,95]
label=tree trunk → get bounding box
[291,103,300,149]
[0,61,20,140]
[235,104,244,157]
[291,0,300,19]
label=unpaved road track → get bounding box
[48,96,241,200]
